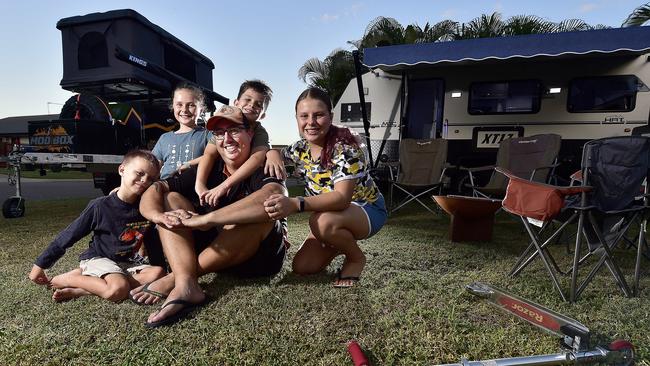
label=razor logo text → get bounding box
[511,303,544,323]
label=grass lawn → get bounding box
[1,196,648,365]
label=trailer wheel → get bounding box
[608,339,634,366]
[2,197,25,218]
[59,94,111,122]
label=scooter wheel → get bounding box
[2,197,25,218]
[608,339,635,366]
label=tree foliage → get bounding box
[623,3,650,26]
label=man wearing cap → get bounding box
[133,105,287,328]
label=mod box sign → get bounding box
[28,119,121,154]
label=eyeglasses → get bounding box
[211,127,245,140]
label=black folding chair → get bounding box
[498,136,650,302]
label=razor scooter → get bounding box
[436,282,634,366]
[347,282,634,366]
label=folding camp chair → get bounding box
[498,135,650,302]
[461,134,561,198]
[388,138,448,214]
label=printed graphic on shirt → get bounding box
[116,220,151,259]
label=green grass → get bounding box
[1,197,649,365]
[3,168,92,180]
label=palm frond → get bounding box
[623,3,650,26]
[554,19,591,32]
[504,15,554,35]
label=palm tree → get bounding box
[349,16,458,49]
[503,15,555,35]
[457,12,505,39]
[623,3,650,26]
[298,49,356,105]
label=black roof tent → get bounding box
[57,9,227,106]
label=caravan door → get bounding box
[404,79,444,139]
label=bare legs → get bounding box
[292,204,370,286]
[142,192,273,324]
[49,266,165,303]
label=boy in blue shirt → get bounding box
[28,150,166,302]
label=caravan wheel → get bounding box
[2,197,25,218]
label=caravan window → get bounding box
[568,75,637,112]
[340,103,371,122]
[468,80,541,115]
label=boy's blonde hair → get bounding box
[122,149,161,172]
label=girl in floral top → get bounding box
[263,88,387,287]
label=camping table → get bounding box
[432,195,502,242]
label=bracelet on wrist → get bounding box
[297,196,305,212]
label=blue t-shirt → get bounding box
[34,194,157,269]
[152,127,211,179]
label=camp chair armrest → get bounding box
[459,165,496,173]
[496,167,592,194]
[602,206,648,214]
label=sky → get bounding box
[0,0,643,144]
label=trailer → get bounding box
[3,9,228,217]
[336,26,650,181]
[36,9,227,188]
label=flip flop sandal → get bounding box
[333,268,360,288]
[145,299,203,328]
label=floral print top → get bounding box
[282,139,379,204]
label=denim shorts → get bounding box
[352,193,387,239]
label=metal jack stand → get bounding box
[2,144,34,218]
[436,282,634,366]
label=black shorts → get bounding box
[194,220,286,278]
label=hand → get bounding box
[180,213,214,231]
[154,209,196,230]
[264,150,287,180]
[176,162,191,175]
[29,265,50,285]
[195,184,208,203]
[263,193,296,220]
[200,183,229,207]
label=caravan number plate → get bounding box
[473,127,524,149]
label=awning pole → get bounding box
[352,50,374,168]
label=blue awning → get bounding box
[363,26,650,71]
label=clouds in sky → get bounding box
[579,3,599,13]
[316,3,364,23]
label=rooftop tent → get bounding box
[363,26,650,71]
[57,9,227,104]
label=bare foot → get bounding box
[52,288,89,302]
[339,255,366,278]
[334,255,366,288]
[130,275,174,305]
[147,283,205,325]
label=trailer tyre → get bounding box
[2,197,25,218]
[59,94,111,122]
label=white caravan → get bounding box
[334,26,650,175]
